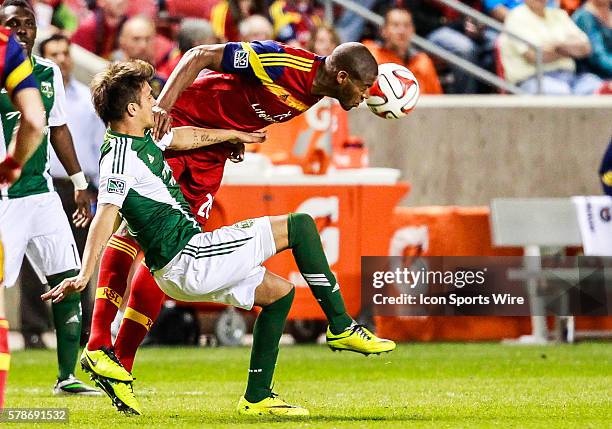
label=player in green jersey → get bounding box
[0,0,96,395]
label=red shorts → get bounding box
[165,144,230,229]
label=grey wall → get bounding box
[350,96,612,206]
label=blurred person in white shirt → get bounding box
[499,0,603,94]
[40,33,105,188]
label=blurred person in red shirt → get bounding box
[157,18,216,80]
[308,23,341,56]
[111,16,168,96]
[364,7,443,94]
[210,0,267,42]
[70,0,127,59]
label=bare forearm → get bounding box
[170,127,235,150]
[80,205,119,281]
[524,47,563,64]
[50,124,82,175]
[556,41,591,59]
[157,44,225,111]
[10,88,45,164]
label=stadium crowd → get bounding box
[27,0,611,95]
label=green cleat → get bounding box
[326,323,396,356]
[52,375,101,396]
[80,347,133,382]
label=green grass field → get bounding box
[5,342,611,428]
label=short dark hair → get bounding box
[91,60,154,124]
[39,33,70,57]
[1,0,34,13]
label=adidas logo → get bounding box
[147,154,155,163]
[66,315,80,324]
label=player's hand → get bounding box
[228,131,267,145]
[0,156,22,186]
[153,105,172,141]
[41,275,88,303]
[228,142,245,163]
[73,189,93,228]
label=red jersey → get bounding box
[166,40,324,227]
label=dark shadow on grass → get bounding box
[191,412,428,425]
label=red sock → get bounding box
[0,319,10,410]
[114,263,165,372]
[88,235,139,350]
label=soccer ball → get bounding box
[366,63,420,119]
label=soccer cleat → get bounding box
[237,393,309,416]
[52,375,101,396]
[80,346,133,382]
[326,323,396,355]
[91,376,142,416]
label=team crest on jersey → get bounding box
[40,81,53,98]
[234,219,254,229]
[233,50,250,69]
[107,178,126,195]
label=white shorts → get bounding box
[154,216,276,309]
[0,192,80,287]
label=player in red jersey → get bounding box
[0,27,46,410]
[83,40,394,415]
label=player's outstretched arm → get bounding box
[168,127,266,151]
[50,125,93,227]
[154,44,226,139]
[41,203,120,304]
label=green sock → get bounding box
[48,270,82,381]
[288,213,352,334]
[245,288,294,403]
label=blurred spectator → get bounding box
[573,0,612,79]
[364,7,443,94]
[210,0,267,42]
[157,18,216,79]
[239,14,273,41]
[269,0,321,48]
[500,0,603,94]
[113,15,155,63]
[33,0,78,34]
[40,33,105,188]
[402,0,480,93]
[71,0,127,59]
[335,0,378,43]
[111,15,166,96]
[308,23,341,56]
[39,33,105,343]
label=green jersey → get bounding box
[0,55,66,199]
[98,130,200,271]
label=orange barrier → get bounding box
[376,206,612,341]
[212,182,410,320]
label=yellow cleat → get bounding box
[81,347,133,382]
[237,394,309,417]
[326,323,396,355]
[93,376,142,416]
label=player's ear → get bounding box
[336,70,349,85]
[126,102,138,117]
